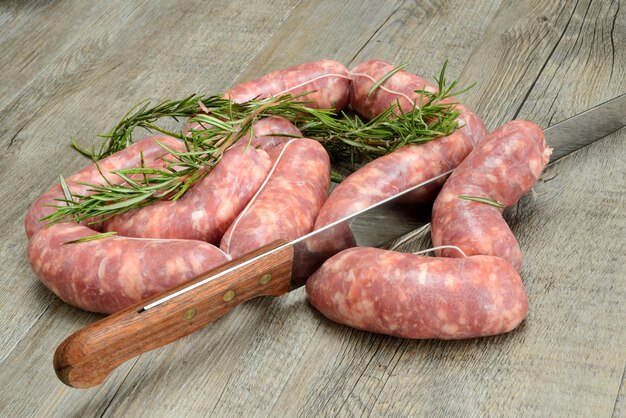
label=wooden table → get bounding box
[1,1,624,416]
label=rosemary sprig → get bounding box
[44,94,325,225]
[296,61,464,168]
[47,62,471,225]
[84,95,206,159]
[299,98,460,169]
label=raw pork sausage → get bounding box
[304,60,486,271]
[25,136,231,313]
[431,120,551,271]
[102,145,272,244]
[28,224,229,314]
[349,59,487,145]
[307,248,528,339]
[225,60,351,112]
[313,129,474,228]
[104,117,302,243]
[301,129,474,280]
[220,138,330,258]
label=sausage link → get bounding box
[303,60,486,272]
[102,145,272,244]
[225,60,351,112]
[24,136,231,313]
[306,248,528,339]
[431,120,552,271]
[28,223,229,314]
[300,129,474,279]
[304,122,474,282]
[349,59,487,145]
[104,117,301,243]
[315,129,474,226]
[220,138,330,259]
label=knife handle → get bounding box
[54,240,293,389]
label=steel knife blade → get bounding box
[53,93,625,388]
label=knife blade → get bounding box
[544,92,625,162]
[53,93,625,388]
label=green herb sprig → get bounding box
[46,62,471,225]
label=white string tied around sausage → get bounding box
[269,70,467,131]
[270,71,432,109]
[271,73,352,98]
[412,245,468,258]
[347,70,433,107]
[220,139,297,252]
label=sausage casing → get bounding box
[307,248,528,339]
[431,120,551,270]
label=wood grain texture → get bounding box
[0,0,301,362]
[0,0,624,416]
[0,1,116,111]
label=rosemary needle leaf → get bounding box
[94,193,154,211]
[63,232,118,245]
[70,138,96,158]
[58,175,74,204]
[368,63,409,97]
[458,195,505,208]
[58,175,80,223]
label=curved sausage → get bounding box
[220,138,330,259]
[431,120,552,271]
[28,224,229,314]
[313,60,486,223]
[300,130,474,278]
[306,248,528,339]
[102,145,272,244]
[25,136,230,313]
[24,134,185,239]
[302,60,486,272]
[315,129,474,226]
[225,60,351,112]
[349,59,487,145]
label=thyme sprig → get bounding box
[46,62,471,225]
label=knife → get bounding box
[53,93,626,389]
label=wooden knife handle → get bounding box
[54,240,293,389]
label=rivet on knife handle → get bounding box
[53,240,293,389]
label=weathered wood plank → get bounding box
[460,0,625,128]
[0,0,623,416]
[0,0,151,365]
[220,0,404,84]
[347,0,503,76]
[266,1,626,416]
[0,0,309,415]
[96,1,506,416]
[0,1,118,111]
